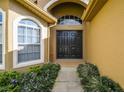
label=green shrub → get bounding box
[29,66,41,74]
[19,72,44,92]
[0,71,21,92]
[83,76,111,92]
[101,76,124,92]
[83,76,124,92]
[0,63,61,92]
[40,63,61,80]
[77,63,124,92]
[77,63,100,84]
[20,63,61,92]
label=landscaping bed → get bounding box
[0,63,61,92]
[77,63,124,92]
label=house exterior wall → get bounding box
[0,0,49,72]
[85,0,124,88]
[0,0,123,88]
[0,0,86,71]
[0,0,9,11]
[37,0,49,8]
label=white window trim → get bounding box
[0,9,5,70]
[13,16,44,68]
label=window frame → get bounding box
[18,20,41,45]
[13,16,44,68]
[0,9,5,70]
[58,15,82,25]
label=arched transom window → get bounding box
[58,15,82,25]
[18,19,41,63]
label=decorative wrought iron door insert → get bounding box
[57,30,82,59]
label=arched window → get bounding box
[0,9,5,69]
[18,19,41,63]
[58,15,82,25]
[13,17,44,68]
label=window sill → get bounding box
[13,59,44,69]
[0,64,5,70]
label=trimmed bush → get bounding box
[77,63,124,92]
[84,76,112,92]
[0,63,61,92]
[20,63,60,92]
[77,63,100,84]
[0,71,21,92]
[83,76,123,92]
[101,76,123,92]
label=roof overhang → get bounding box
[82,0,108,21]
[16,0,57,24]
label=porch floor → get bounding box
[52,67,84,92]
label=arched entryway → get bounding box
[43,0,87,12]
[47,1,86,66]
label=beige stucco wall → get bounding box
[37,0,50,8]
[36,0,86,14]
[85,0,124,88]
[50,2,84,18]
[4,0,49,71]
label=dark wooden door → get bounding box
[56,30,82,59]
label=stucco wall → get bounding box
[0,0,9,11]
[50,2,84,18]
[37,0,50,8]
[5,0,49,71]
[85,0,124,88]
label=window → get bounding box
[0,13,2,64]
[58,15,82,25]
[13,17,44,68]
[0,9,5,69]
[18,19,40,63]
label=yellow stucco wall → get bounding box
[85,0,124,88]
[4,0,49,71]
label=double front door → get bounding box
[56,30,82,59]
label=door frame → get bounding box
[50,25,86,63]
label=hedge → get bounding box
[77,63,124,92]
[0,63,61,92]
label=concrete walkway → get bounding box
[52,67,84,92]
